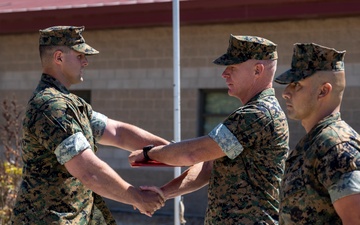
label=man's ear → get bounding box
[319,83,332,98]
[54,51,63,64]
[254,63,264,76]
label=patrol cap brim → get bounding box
[275,70,295,84]
[71,43,99,55]
[213,53,247,66]
[275,69,315,84]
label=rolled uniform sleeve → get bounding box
[54,111,108,165]
[329,171,360,203]
[208,123,243,159]
[34,99,103,165]
[91,111,108,142]
[317,141,360,203]
[208,105,270,159]
[55,132,91,165]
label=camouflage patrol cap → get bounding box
[213,34,278,65]
[275,43,345,84]
[39,26,99,55]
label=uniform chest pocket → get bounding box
[281,168,305,199]
[281,154,306,199]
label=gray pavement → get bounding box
[112,211,204,225]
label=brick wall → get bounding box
[1,16,360,217]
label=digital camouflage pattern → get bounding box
[279,113,360,224]
[11,74,116,225]
[39,26,99,55]
[275,43,345,84]
[213,35,278,66]
[206,88,289,225]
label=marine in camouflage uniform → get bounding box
[13,74,115,224]
[11,26,116,224]
[275,43,360,224]
[206,88,289,224]
[206,35,289,224]
[12,26,167,224]
[128,35,289,225]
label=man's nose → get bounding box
[221,69,230,78]
[83,57,88,66]
[282,86,291,99]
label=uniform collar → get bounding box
[308,112,341,135]
[246,88,274,104]
[40,73,70,94]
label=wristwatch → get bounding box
[143,144,154,161]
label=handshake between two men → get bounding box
[129,146,169,217]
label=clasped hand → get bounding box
[133,185,166,217]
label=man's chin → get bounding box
[72,78,83,85]
[287,113,299,121]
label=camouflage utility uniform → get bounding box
[206,88,289,225]
[12,74,116,224]
[275,43,360,224]
[280,113,360,224]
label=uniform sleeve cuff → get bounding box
[329,170,360,203]
[208,123,244,159]
[91,111,108,142]
[55,132,91,165]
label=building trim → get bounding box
[1,0,360,34]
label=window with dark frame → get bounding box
[198,89,241,136]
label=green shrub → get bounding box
[0,97,23,225]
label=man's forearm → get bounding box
[99,119,169,150]
[79,158,141,205]
[161,162,212,199]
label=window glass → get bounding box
[200,90,240,135]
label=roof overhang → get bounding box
[1,0,360,34]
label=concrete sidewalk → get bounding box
[112,211,204,225]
